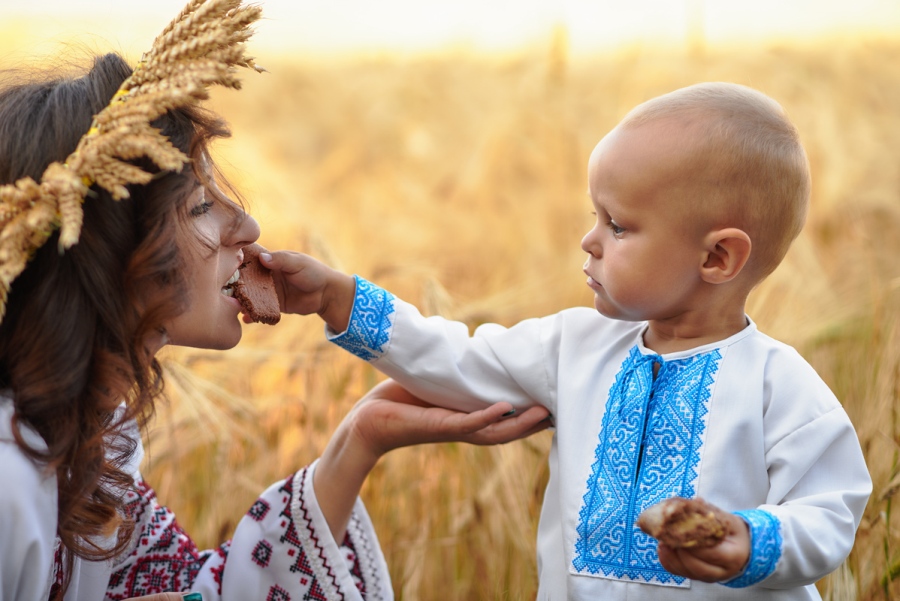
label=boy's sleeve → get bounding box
[327,276,559,414]
[723,362,871,590]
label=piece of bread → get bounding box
[636,497,729,549]
[233,243,280,325]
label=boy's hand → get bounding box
[256,251,356,332]
[656,510,750,583]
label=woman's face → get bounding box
[163,175,261,350]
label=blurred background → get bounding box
[4,1,900,599]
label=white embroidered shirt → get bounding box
[0,396,392,601]
[328,276,872,601]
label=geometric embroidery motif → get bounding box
[330,276,395,362]
[252,539,274,568]
[722,509,782,588]
[248,498,271,522]
[277,474,335,600]
[106,479,210,599]
[572,345,721,586]
[342,530,366,596]
[267,584,291,601]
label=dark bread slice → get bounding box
[636,496,729,549]
[233,243,280,325]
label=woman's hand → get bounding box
[346,379,551,456]
[314,379,551,541]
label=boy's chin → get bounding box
[593,296,620,320]
[593,298,642,323]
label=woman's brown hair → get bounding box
[0,53,232,596]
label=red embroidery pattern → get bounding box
[267,584,291,600]
[96,468,379,601]
[248,498,271,521]
[106,479,225,599]
[342,531,366,596]
[238,469,376,600]
[48,543,64,600]
[252,539,274,568]
[206,542,230,596]
[345,512,384,599]
[275,473,334,600]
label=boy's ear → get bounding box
[700,228,752,284]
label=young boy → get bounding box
[262,82,872,599]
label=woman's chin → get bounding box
[164,318,243,351]
[212,324,244,350]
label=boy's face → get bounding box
[581,119,710,323]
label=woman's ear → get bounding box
[700,228,751,284]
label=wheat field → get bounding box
[8,33,900,599]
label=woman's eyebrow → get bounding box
[186,182,205,201]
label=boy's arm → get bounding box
[261,251,558,414]
[330,275,557,413]
[655,401,869,589]
[739,403,871,589]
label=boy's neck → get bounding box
[642,306,749,355]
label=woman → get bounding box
[0,8,549,601]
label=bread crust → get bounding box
[636,497,729,549]
[233,243,280,325]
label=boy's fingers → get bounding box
[660,545,734,583]
[257,249,313,276]
[257,249,292,271]
[657,543,686,574]
[466,405,551,444]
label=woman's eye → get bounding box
[190,201,214,217]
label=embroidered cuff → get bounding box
[721,509,782,588]
[327,275,396,361]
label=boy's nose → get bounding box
[581,226,602,257]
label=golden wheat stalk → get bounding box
[0,0,263,322]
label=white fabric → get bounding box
[0,396,392,601]
[0,399,57,601]
[328,284,872,601]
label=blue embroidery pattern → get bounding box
[572,346,722,585]
[330,276,396,361]
[722,510,782,588]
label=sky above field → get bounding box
[4,0,900,57]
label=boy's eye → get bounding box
[190,201,214,217]
[607,220,626,236]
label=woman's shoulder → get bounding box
[0,397,58,601]
[0,395,57,505]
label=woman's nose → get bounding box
[231,211,261,248]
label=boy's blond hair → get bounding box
[620,82,811,280]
